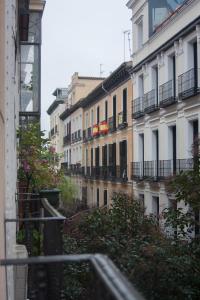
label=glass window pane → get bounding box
[20,45,40,112]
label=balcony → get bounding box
[99,120,109,135]
[83,127,93,143]
[1,254,143,300]
[159,80,177,108]
[70,163,82,176]
[132,97,144,119]
[63,134,71,146]
[118,112,128,130]
[178,68,200,100]
[2,193,143,300]
[71,130,82,144]
[143,89,159,114]
[131,159,194,181]
[108,116,116,133]
[82,165,128,182]
[93,124,100,138]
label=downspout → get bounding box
[101,83,109,95]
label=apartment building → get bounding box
[81,62,133,207]
[0,0,45,299]
[47,88,68,154]
[127,0,200,222]
[58,73,104,201]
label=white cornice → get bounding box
[29,0,46,12]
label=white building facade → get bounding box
[127,0,200,222]
[47,88,68,156]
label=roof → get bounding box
[59,61,132,120]
[77,76,106,80]
[81,61,132,108]
[47,99,64,115]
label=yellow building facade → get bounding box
[81,62,133,207]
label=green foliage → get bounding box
[17,228,42,256]
[18,122,63,192]
[58,176,77,205]
[63,193,200,300]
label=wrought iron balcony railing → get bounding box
[71,130,82,144]
[81,165,128,182]
[131,159,194,181]
[83,127,93,142]
[132,97,144,119]
[63,134,71,146]
[143,89,159,114]
[0,254,144,300]
[159,79,177,108]
[178,68,200,100]
[108,116,116,133]
[118,112,128,130]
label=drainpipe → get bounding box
[102,83,109,95]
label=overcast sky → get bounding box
[41,0,132,132]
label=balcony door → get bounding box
[102,145,107,166]
[193,41,198,89]
[120,140,127,179]
[95,147,99,167]
[123,88,127,123]
[169,126,176,174]
[152,130,159,178]
[113,96,116,129]
[109,143,116,177]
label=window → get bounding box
[104,190,108,206]
[97,106,100,124]
[149,1,185,36]
[119,140,127,179]
[138,74,144,97]
[152,66,158,104]
[113,95,117,128]
[105,101,108,121]
[123,89,127,123]
[137,19,143,49]
[97,188,100,208]
[85,112,88,129]
[91,109,94,127]
[168,125,176,173]
[152,196,159,220]
[139,194,145,210]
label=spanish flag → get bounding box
[93,124,99,137]
[100,121,108,134]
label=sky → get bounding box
[41,0,132,132]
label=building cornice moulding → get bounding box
[29,0,46,12]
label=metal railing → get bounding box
[131,159,194,181]
[71,130,82,144]
[132,97,144,119]
[178,68,200,100]
[81,165,128,182]
[63,134,71,146]
[0,254,145,300]
[118,112,128,129]
[159,79,176,107]
[143,89,158,114]
[6,194,66,300]
[108,116,116,132]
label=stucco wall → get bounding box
[0,0,6,297]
